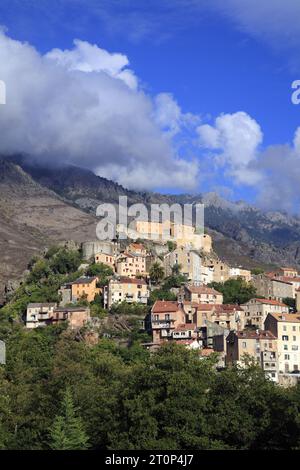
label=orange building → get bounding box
[151,300,186,344]
[127,243,148,257]
[71,277,100,303]
[51,307,90,329]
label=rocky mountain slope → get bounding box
[1,154,300,301]
[14,155,300,270]
[0,158,98,302]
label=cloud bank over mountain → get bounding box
[0,27,300,213]
[0,31,199,191]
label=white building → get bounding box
[265,313,300,374]
[242,298,289,330]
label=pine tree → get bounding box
[49,388,89,450]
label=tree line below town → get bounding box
[0,318,300,449]
[0,246,299,450]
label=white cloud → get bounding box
[0,31,199,191]
[46,39,138,89]
[154,92,200,137]
[197,111,263,185]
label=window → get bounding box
[242,342,246,348]
[284,354,290,360]
[293,336,297,342]
[293,326,296,331]
[165,314,170,321]
[282,335,289,341]
[283,325,287,331]
[284,345,288,350]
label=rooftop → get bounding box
[268,313,300,323]
[277,276,300,283]
[128,243,146,250]
[152,300,182,313]
[71,277,97,285]
[280,267,298,271]
[247,298,288,307]
[54,307,90,313]
[185,285,222,295]
[111,277,147,285]
[236,329,276,340]
[174,323,197,331]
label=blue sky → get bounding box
[0,1,300,211]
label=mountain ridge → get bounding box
[1,154,300,301]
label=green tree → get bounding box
[149,289,177,304]
[283,297,296,312]
[167,241,177,252]
[251,267,264,275]
[49,388,89,450]
[171,263,181,276]
[86,263,114,287]
[149,262,165,284]
[49,249,82,275]
[208,278,256,304]
[110,301,148,316]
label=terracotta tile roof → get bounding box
[249,298,288,307]
[280,267,298,271]
[185,285,222,295]
[112,277,147,285]
[215,304,244,312]
[236,329,276,340]
[129,243,146,250]
[188,303,215,311]
[183,301,204,308]
[152,300,182,313]
[268,313,300,323]
[277,276,300,283]
[270,278,293,285]
[174,323,197,331]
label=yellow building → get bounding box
[117,221,212,252]
[95,252,116,269]
[279,267,299,278]
[127,243,148,257]
[226,329,278,381]
[116,253,147,278]
[203,258,230,283]
[183,285,223,305]
[265,313,300,374]
[229,267,252,283]
[163,247,202,282]
[192,304,245,330]
[104,277,149,309]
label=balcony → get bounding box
[152,320,175,329]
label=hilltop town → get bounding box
[3,218,300,388]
